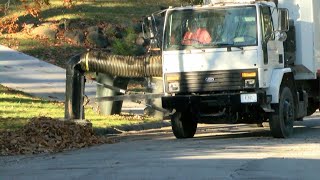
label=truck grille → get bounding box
[176,70,256,93]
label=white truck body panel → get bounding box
[162,47,258,73]
[278,0,320,79]
[203,0,320,79]
[204,0,255,4]
[267,68,292,103]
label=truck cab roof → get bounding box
[168,0,276,11]
[204,0,276,6]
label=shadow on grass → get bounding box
[0,98,55,104]
[21,45,86,68]
[0,85,35,98]
[17,2,168,24]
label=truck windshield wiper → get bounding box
[214,43,244,50]
[181,44,202,49]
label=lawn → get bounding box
[2,0,179,23]
[0,0,180,67]
[0,85,159,132]
[0,0,176,132]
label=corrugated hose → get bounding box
[79,51,162,77]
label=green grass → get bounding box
[0,85,159,132]
[0,0,180,67]
[0,1,172,130]
[2,0,179,23]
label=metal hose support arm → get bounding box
[79,51,162,77]
[65,54,85,120]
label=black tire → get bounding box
[269,87,295,138]
[171,111,197,139]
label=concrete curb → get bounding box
[94,120,171,135]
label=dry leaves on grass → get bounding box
[0,117,116,156]
[0,15,20,34]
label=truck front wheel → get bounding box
[171,111,197,139]
[269,87,295,138]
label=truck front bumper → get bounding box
[162,91,270,111]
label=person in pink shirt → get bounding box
[182,20,212,45]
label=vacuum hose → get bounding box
[65,51,163,120]
[79,51,162,77]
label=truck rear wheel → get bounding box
[269,87,295,138]
[171,111,197,139]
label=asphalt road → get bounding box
[1,113,320,180]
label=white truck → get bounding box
[160,0,320,138]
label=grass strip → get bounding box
[0,84,159,132]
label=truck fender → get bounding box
[266,68,292,104]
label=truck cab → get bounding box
[161,0,320,138]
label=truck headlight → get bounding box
[168,82,180,92]
[166,74,181,92]
[244,79,256,88]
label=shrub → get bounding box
[111,27,146,56]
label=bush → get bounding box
[111,27,146,56]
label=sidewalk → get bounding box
[0,45,144,110]
[0,45,96,100]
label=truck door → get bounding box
[261,6,284,68]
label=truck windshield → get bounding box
[164,6,257,50]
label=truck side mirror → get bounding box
[142,16,153,39]
[278,8,289,32]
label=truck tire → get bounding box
[269,87,295,138]
[171,111,197,139]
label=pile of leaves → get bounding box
[0,117,115,156]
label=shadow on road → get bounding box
[119,117,320,143]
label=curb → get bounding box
[94,120,171,135]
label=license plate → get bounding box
[241,94,257,103]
